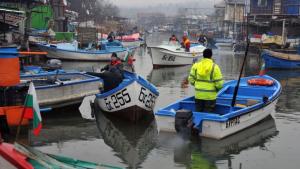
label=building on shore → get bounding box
[212,0,249,40]
[248,0,300,39]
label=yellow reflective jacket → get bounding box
[188,58,224,100]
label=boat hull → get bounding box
[262,50,300,69]
[148,47,202,68]
[95,72,159,121]
[37,44,127,61]
[21,73,101,109]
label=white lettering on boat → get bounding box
[226,116,240,128]
[138,87,157,109]
[104,88,131,111]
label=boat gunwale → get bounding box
[148,45,205,55]
[96,71,159,99]
[263,49,300,61]
[21,72,102,90]
[37,43,127,54]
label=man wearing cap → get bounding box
[87,52,123,92]
[188,49,224,113]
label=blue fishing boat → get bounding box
[155,75,281,139]
[0,47,103,111]
[262,49,300,69]
[94,71,159,121]
[36,42,129,61]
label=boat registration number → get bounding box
[225,116,240,128]
[162,55,176,62]
[138,87,157,109]
[104,88,131,111]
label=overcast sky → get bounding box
[111,0,222,8]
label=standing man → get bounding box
[188,49,224,113]
[181,35,191,52]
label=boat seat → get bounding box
[219,94,263,101]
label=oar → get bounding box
[231,15,250,108]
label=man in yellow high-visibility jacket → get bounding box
[188,49,224,112]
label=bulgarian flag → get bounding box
[259,63,266,76]
[23,82,42,136]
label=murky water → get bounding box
[27,33,300,169]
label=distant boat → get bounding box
[36,42,128,61]
[20,72,102,111]
[115,33,144,47]
[262,49,300,69]
[214,38,233,49]
[155,75,281,139]
[94,71,159,121]
[0,142,123,169]
[148,42,206,68]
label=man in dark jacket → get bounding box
[88,52,124,92]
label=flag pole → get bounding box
[15,95,28,142]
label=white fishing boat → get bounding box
[94,71,159,121]
[20,72,102,110]
[36,42,128,61]
[155,75,281,139]
[148,42,206,68]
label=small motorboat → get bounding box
[148,42,206,68]
[0,141,123,169]
[94,71,159,121]
[262,49,300,69]
[155,75,281,139]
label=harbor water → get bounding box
[26,33,300,169]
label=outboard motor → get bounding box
[175,109,193,138]
[45,59,62,70]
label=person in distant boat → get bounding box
[88,52,124,92]
[169,34,179,43]
[188,48,224,113]
[198,34,207,46]
[107,31,115,42]
[45,19,56,42]
[181,35,191,52]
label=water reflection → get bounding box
[267,70,300,122]
[94,107,158,169]
[157,116,277,169]
[148,66,190,87]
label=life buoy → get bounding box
[247,78,274,86]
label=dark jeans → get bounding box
[195,99,216,113]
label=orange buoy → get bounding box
[247,78,274,86]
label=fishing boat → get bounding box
[0,141,123,169]
[36,42,128,61]
[94,71,159,121]
[155,75,281,139]
[20,72,102,110]
[116,33,144,48]
[262,49,300,69]
[148,42,206,68]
